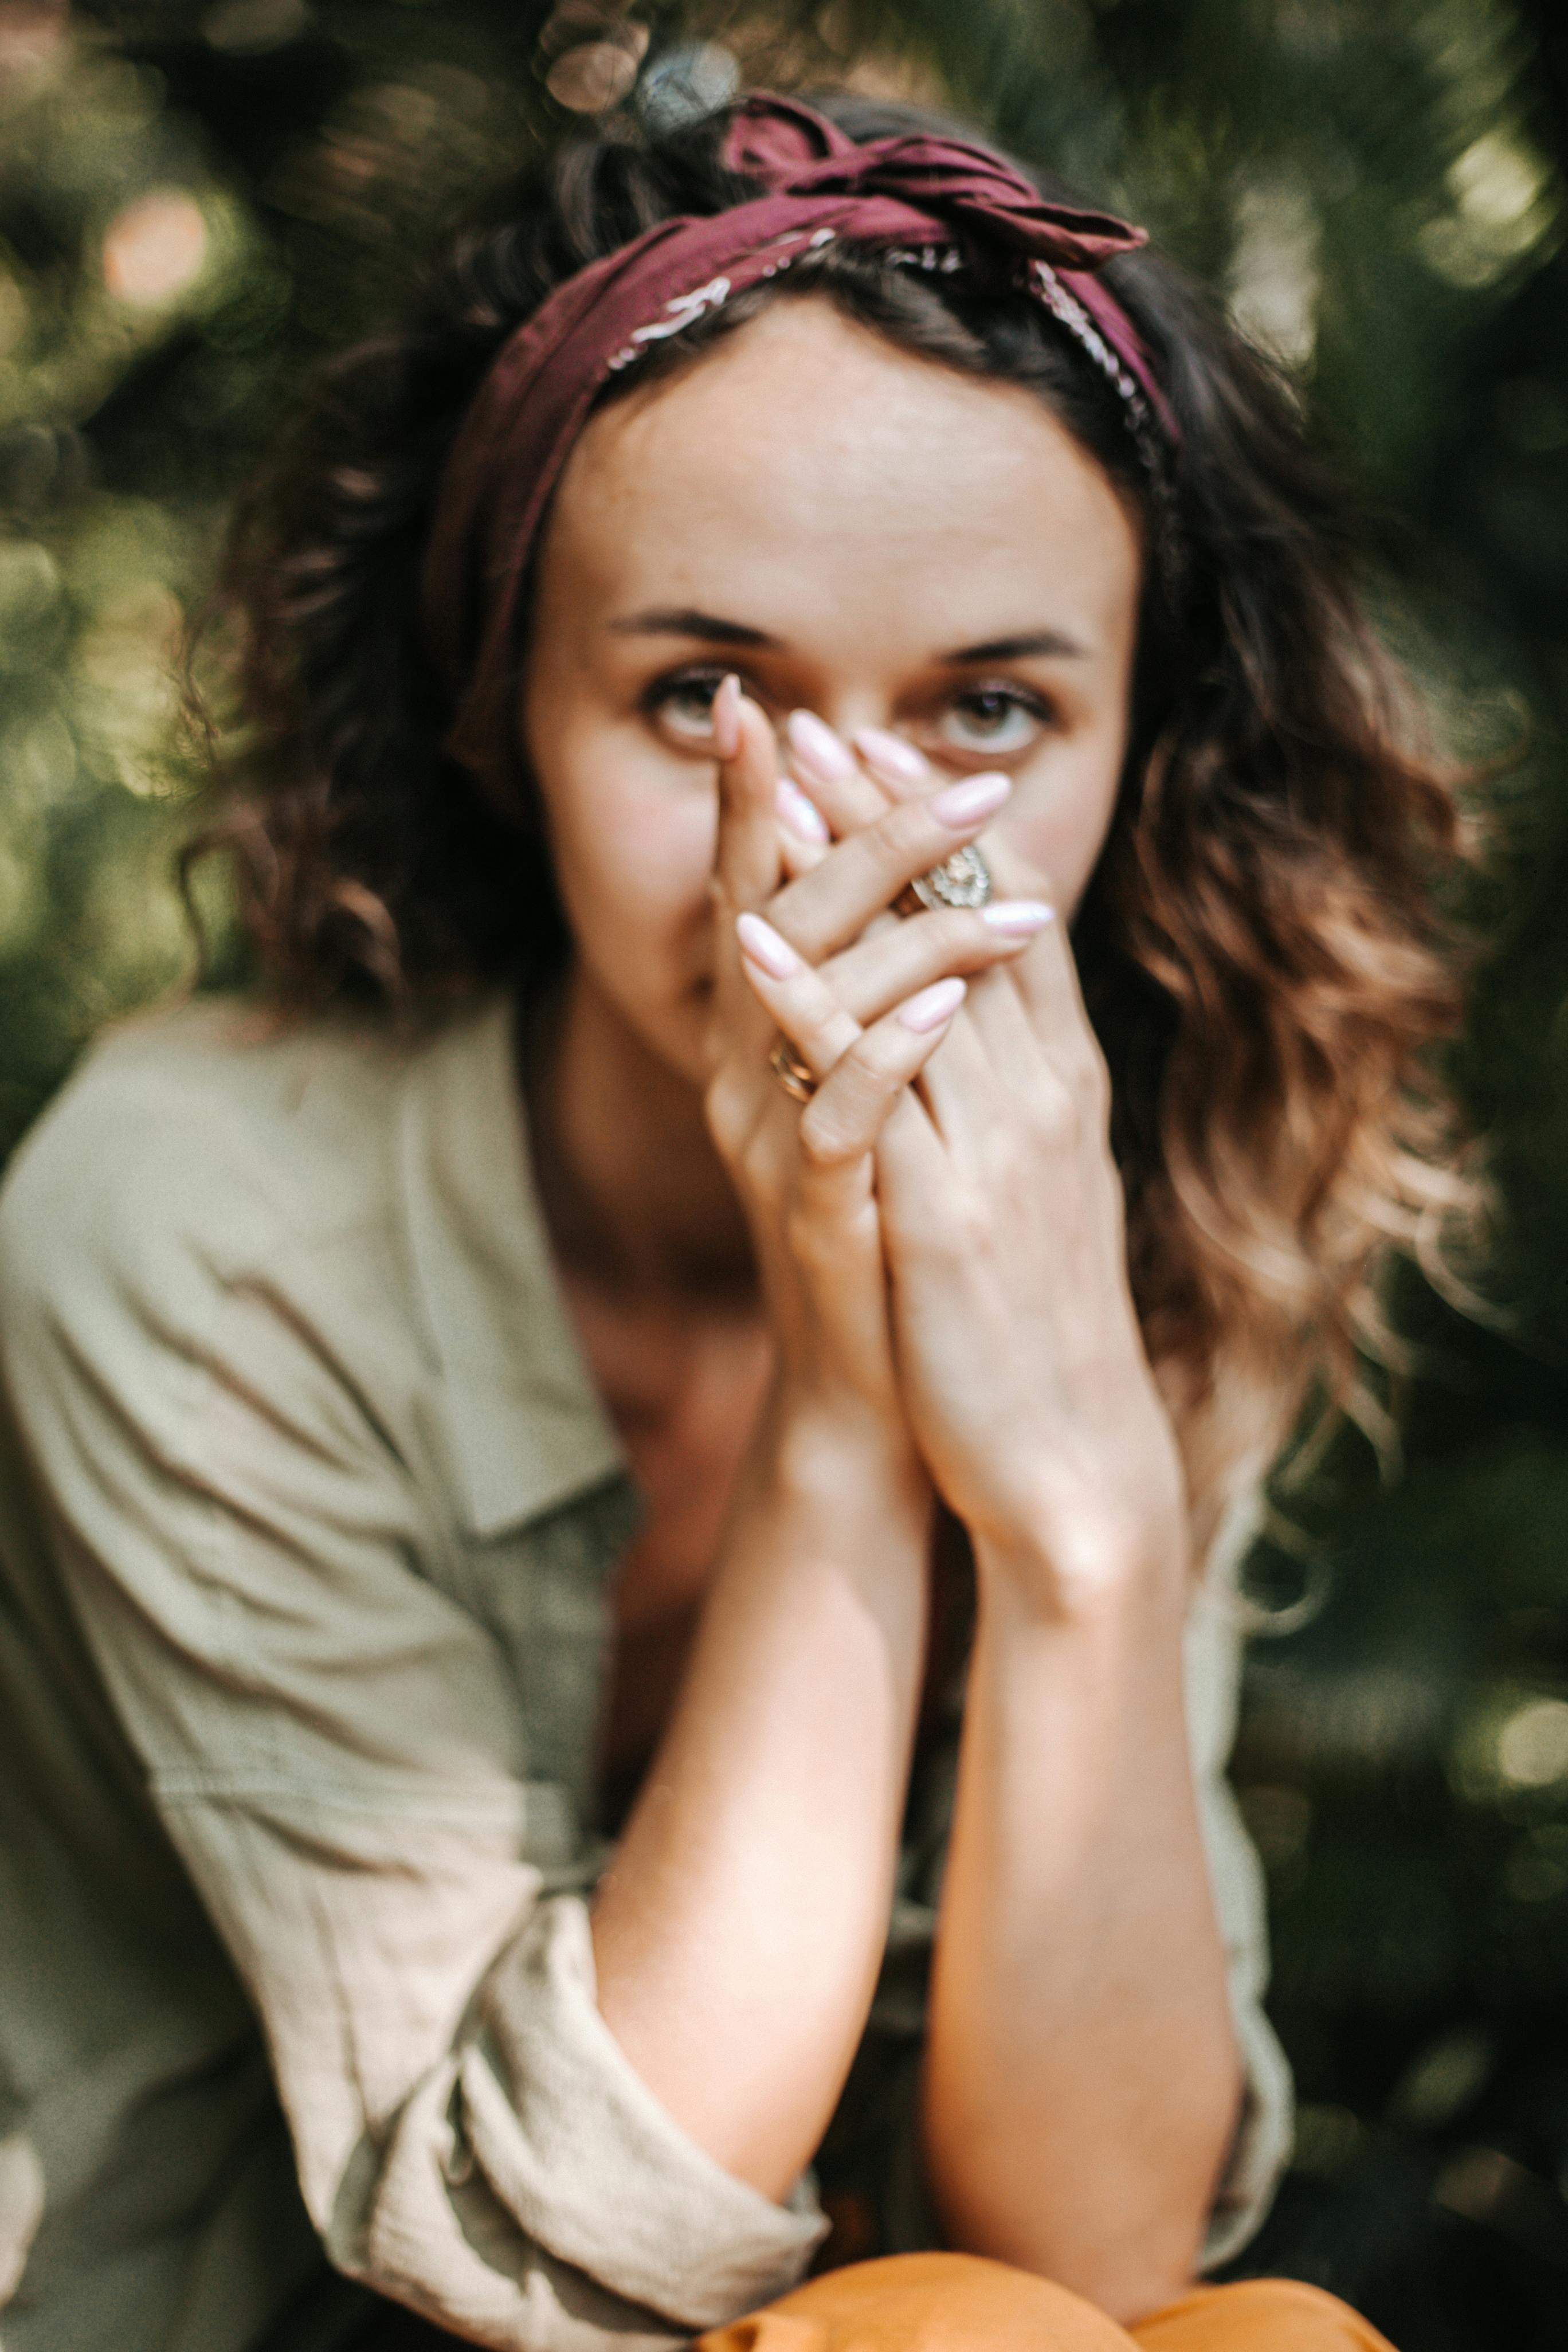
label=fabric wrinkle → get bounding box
[0,995,1291,2351]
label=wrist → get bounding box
[971,1511,1189,1631]
[767,1387,931,1530]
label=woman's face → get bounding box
[523,297,1143,1085]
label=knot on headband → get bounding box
[720,92,1144,273]
[424,92,1174,800]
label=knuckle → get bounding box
[844,1030,900,1099]
[985,1124,1032,1186]
[797,1101,854,1169]
[1024,1075,1081,1151]
[920,1181,983,1261]
[868,802,935,888]
[920,907,975,958]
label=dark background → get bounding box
[1,2,1566,2344]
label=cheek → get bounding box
[540,731,720,962]
[995,724,1127,910]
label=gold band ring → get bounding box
[768,1038,817,1103]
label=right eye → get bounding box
[646,668,728,745]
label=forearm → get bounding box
[592,1401,930,2201]
[922,1543,1242,2322]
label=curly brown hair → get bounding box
[190,91,1480,1531]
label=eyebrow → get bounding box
[608,609,1090,663]
[939,629,1089,664]
[610,607,781,648]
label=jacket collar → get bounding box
[397,994,628,1539]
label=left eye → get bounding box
[935,689,1046,756]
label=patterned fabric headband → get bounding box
[422,91,1176,796]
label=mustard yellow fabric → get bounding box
[695,2256,1394,2352]
[0,996,1292,2352]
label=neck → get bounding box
[524,968,758,1306]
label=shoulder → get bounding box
[0,993,485,1334]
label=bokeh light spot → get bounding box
[203,0,309,53]
[0,1,66,86]
[638,40,739,132]
[1228,174,1320,371]
[1495,1697,1568,1789]
[539,0,645,60]
[103,192,208,309]
[545,39,640,113]
[1450,131,1549,233]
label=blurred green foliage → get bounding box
[1,1,1566,2343]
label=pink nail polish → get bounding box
[898,976,966,1033]
[776,777,830,844]
[853,727,929,789]
[786,709,856,786]
[736,911,802,980]
[981,899,1056,935]
[929,771,1011,829]
[712,674,742,761]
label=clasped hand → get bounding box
[703,680,1190,1612]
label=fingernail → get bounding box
[713,674,742,761]
[786,708,856,786]
[736,911,802,980]
[853,726,929,790]
[982,899,1056,936]
[776,777,830,844]
[898,976,967,1033]
[930,770,1011,829]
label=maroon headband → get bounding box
[423,92,1175,795]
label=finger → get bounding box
[783,711,892,837]
[776,775,832,881]
[999,912,1114,1137]
[736,911,961,1213]
[734,910,861,1077]
[912,998,996,1159]
[709,684,787,1071]
[931,970,1111,1238]
[1009,900,1092,1034]
[822,900,1055,1026]
[797,978,966,1178]
[965,959,1046,1074]
[872,1031,958,1257]
[980,833,1095,1047]
[768,770,1013,963]
[712,680,782,916]
[852,726,934,801]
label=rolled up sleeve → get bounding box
[348,1896,822,2338]
[158,1797,824,2348]
[0,1096,824,2349]
[1184,1532,1295,2269]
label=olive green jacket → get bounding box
[0,996,1291,2352]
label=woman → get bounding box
[0,89,1467,2352]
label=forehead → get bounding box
[543,299,1143,654]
